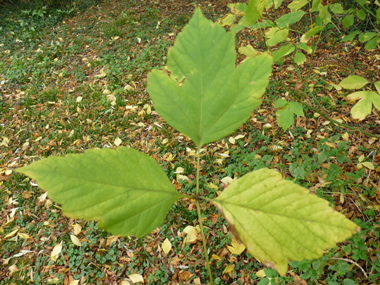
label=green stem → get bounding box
[354,0,380,23]
[196,200,213,285]
[195,147,214,284]
[196,148,201,196]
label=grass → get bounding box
[1,0,380,284]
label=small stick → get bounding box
[329,257,368,279]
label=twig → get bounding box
[328,257,368,279]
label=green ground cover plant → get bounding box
[1,0,380,284]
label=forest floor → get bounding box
[1,0,380,284]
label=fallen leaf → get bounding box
[221,176,234,185]
[70,234,82,246]
[162,238,172,255]
[114,137,122,146]
[4,229,18,239]
[50,242,62,261]
[72,223,81,235]
[183,225,199,243]
[17,233,30,239]
[8,264,19,274]
[256,269,266,278]
[128,273,144,283]
[227,236,246,255]
[222,264,235,274]
[106,235,120,246]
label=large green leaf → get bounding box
[212,168,358,276]
[147,9,272,147]
[16,147,185,237]
[347,91,380,120]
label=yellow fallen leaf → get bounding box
[17,233,30,239]
[50,242,62,261]
[234,134,245,140]
[340,193,345,204]
[174,167,184,174]
[177,175,189,182]
[95,67,107,78]
[342,132,349,141]
[358,155,365,163]
[207,182,219,191]
[165,153,175,162]
[4,229,18,239]
[222,265,235,274]
[256,269,266,278]
[227,236,246,255]
[70,235,81,246]
[72,223,81,236]
[9,264,19,274]
[0,136,9,147]
[114,137,122,146]
[229,137,236,144]
[162,238,172,255]
[221,176,234,185]
[212,254,220,261]
[183,225,199,243]
[361,162,374,170]
[106,235,120,246]
[122,281,131,285]
[69,280,79,285]
[128,273,144,283]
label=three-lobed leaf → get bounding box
[275,99,304,130]
[16,148,185,237]
[347,91,380,120]
[147,9,272,147]
[212,168,359,276]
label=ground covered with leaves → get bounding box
[1,0,380,284]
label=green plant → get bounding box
[219,0,380,137]
[16,9,358,284]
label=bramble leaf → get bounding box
[347,91,380,120]
[342,15,354,28]
[276,11,305,28]
[266,27,289,46]
[239,44,260,57]
[246,0,269,25]
[375,81,380,94]
[272,44,294,62]
[340,75,369,89]
[147,9,272,147]
[266,0,283,9]
[16,148,185,237]
[275,100,304,130]
[288,0,308,11]
[212,168,359,276]
[294,51,306,65]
